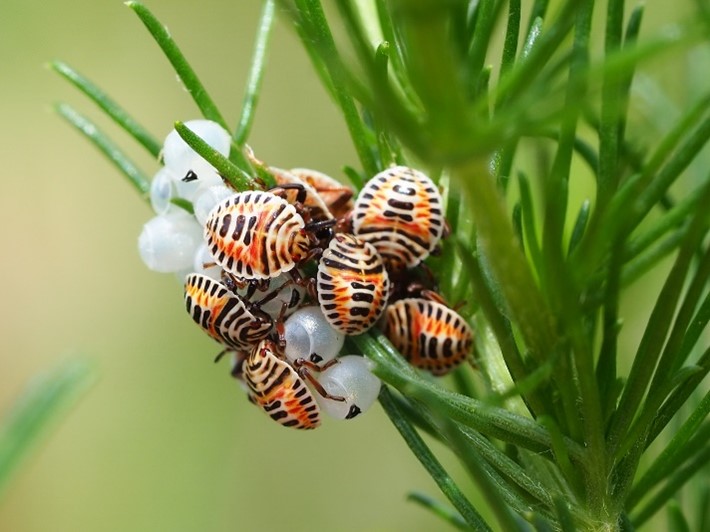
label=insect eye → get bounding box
[283,306,344,365]
[315,355,381,420]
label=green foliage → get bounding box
[0,360,94,498]
[53,0,710,530]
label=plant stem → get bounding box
[234,0,276,145]
[126,1,229,129]
[379,387,492,531]
[56,103,151,200]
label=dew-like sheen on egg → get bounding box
[316,356,381,420]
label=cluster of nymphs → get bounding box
[138,120,474,430]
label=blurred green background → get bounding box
[0,1,700,531]
[0,1,454,530]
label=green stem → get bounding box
[379,387,492,531]
[406,492,470,531]
[174,122,255,191]
[126,1,229,128]
[293,0,380,176]
[51,61,161,158]
[454,240,549,417]
[56,103,151,200]
[355,333,587,464]
[452,158,557,366]
[608,190,710,461]
[630,442,710,527]
[0,360,95,497]
[234,0,276,145]
[627,393,710,509]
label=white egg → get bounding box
[174,167,225,203]
[192,243,222,280]
[231,273,306,321]
[193,185,235,226]
[138,212,204,273]
[283,306,344,365]
[316,356,381,420]
[149,167,178,215]
[162,119,231,182]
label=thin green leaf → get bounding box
[521,17,543,60]
[458,425,555,510]
[174,121,255,191]
[567,199,590,255]
[439,422,532,530]
[667,500,691,532]
[647,346,710,447]
[170,197,194,214]
[379,387,492,532]
[517,171,544,277]
[698,483,710,532]
[453,159,557,369]
[126,1,228,128]
[672,292,710,372]
[625,177,710,263]
[407,492,470,531]
[51,60,162,158]
[596,0,626,207]
[234,0,276,145]
[618,226,688,289]
[608,197,710,461]
[553,497,577,532]
[355,332,587,463]
[617,5,644,147]
[624,112,710,235]
[467,0,505,99]
[577,96,710,272]
[631,442,710,527]
[538,416,583,498]
[453,239,551,418]
[638,245,710,407]
[55,103,151,200]
[374,0,419,106]
[628,389,710,508]
[0,360,95,497]
[525,0,549,36]
[499,0,521,82]
[291,0,381,176]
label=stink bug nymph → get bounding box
[204,191,312,280]
[352,166,445,271]
[184,273,273,352]
[317,234,390,335]
[243,339,345,429]
[381,297,474,376]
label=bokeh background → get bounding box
[0,1,701,531]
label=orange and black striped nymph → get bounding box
[352,166,445,271]
[317,234,390,335]
[204,191,311,280]
[382,298,473,376]
[243,339,321,429]
[184,273,273,352]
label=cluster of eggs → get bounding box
[138,120,474,429]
